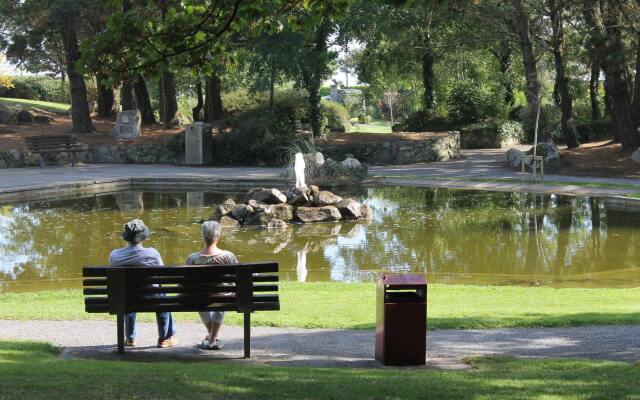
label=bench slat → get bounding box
[83,278,107,286]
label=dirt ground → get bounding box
[0,115,181,150]
[559,140,640,179]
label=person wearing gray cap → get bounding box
[109,219,177,348]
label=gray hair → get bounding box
[202,220,222,245]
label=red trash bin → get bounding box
[375,273,427,366]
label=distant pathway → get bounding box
[0,149,639,203]
[1,320,638,367]
[370,148,640,199]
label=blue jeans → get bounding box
[125,312,176,340]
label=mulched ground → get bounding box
[319,131,449,145]
[559,140,640,179]
[0,115,181,150]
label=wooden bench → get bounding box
[82,262,280,357]
[25,135,85,167]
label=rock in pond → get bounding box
[210,198,236,220]
[231,204,253,221]
[313,190,343,207]
[267,203,294,221]
[267,218,287,230]
[244,188,287,204]
[283,187,310,207]
[295,206,342,223]
[360,203,374,219]
[219,216,240,227]
[247,199,270,211]
[243,209,273,226]
[336,198,362,220]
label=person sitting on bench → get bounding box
[185,220,238,350]
[109,219,177,348]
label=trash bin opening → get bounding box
[384,291,425,302]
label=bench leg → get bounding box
[243,313,251,359]
[117,313,125,354]
[69,151,76,167]
[39,155,44,168]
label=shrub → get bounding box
[320,100,349,133]
[575,119,613,143]
[357,114,370,124]
[212,90,312,166]
[0,76,14,89]
[395,110,457,132]
[522,105,562,143]
[498,120,526,144]
[222,89,266,116]
[446,80,494,123]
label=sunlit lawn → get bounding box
[2,282,639,330]
[0,341,638,400]
[0,97,70,113]
[346,119,392,133]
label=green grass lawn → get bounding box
[0,340,638,399]
[0,97,70,113]
[347,119,393,133]
[2,283,638,330]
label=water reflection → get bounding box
[1,187,639,291]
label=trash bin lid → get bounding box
[380,274,427,288]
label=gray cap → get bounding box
[122,219,149,243]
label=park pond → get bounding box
[1,186,639,291]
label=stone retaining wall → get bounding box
[316,131,460,165]
[0,143,182,168]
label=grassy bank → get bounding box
[0,341,638,399]
[1,283,638,330]
[0,97,70,113]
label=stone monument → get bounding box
[185,122,213,165]
[112,110,141,139]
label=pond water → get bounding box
[1,186,639,292]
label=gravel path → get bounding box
[1,320,638,368]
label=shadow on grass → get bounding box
[0,341,639,400]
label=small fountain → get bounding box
[294,152,307,189]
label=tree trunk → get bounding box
[269,65,276,112]
[421,46,436,111]
[584,0,639,150]
[304,20,332,138]
[158,78,164,123]
[589,59,601,121]
[632,32,640,124]
[96,73,115,119]
[120,80,136,111]
[204,74,223,123]
[161,69,179,128]
[512,0,548,141]
[192,78,203,122]
[133,74,156,124]
[61,23,93,133]
[495,41,514,107]
[549,0,579,148]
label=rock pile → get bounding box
[209,186,373,228]
[0,104,55,125]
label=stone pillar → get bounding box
[185,122,213,165]
[111,110,141,139]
